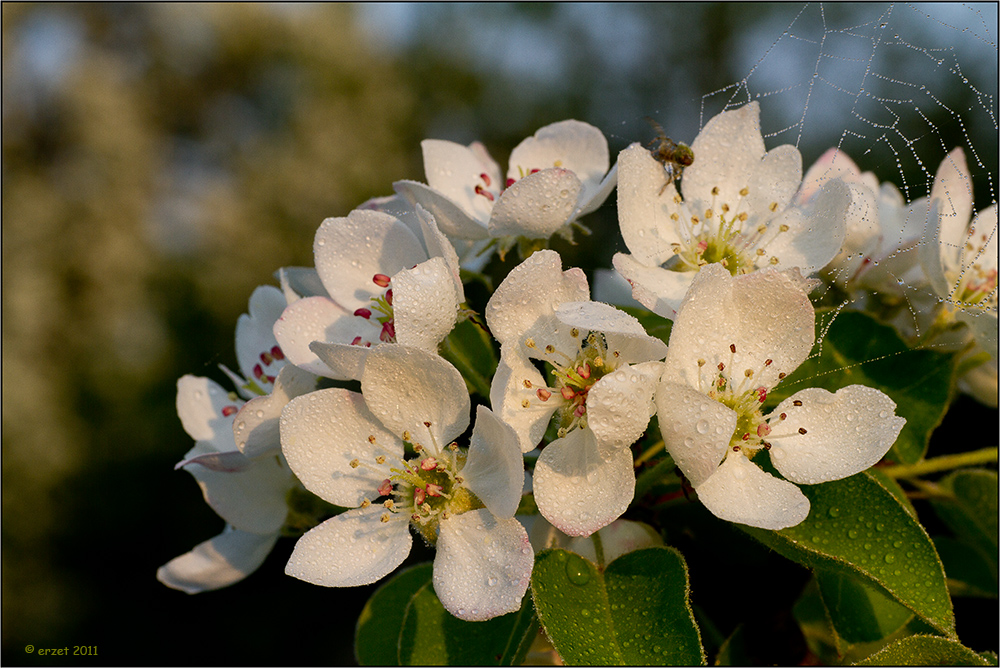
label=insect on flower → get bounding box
[645,117,694,194]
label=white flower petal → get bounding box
[656,381,735,487]
[766,178,850,274]
[564,518,663,564]
[490,351,558,453]
[309,341,370,383]
[413,204,465,301]
[930,147,974,272]
[314,210,427,311]
[920,198,952,299]
[507,119,609,197]
[272,296,359,378]
[956,308,998,354]
[577,159,619,217]
[485,249,589,351]
[176,375,240,445]
[533,429,634,537]
[393,257,460,351]
[587,364,657,454]
[176,449,250,473]
[235,286,287,384]
[394,179,491,240]
[616,143,686,266]
[277,266,328,303]
[797,147,862,204]
[357,193,426,242]
[683,102,766,211]
[662,264,815,391]
[462,406,525,519]
[957,356,997,408]
[695,451,810,530]
[746,144,802,224]
[280,388,401,507]
[554,300,668,365]
[285,505,412,587]
[183,446,292,534]
[421,138,498,222]
[433,509,533,622]
[157,526,279,594]
[592,267,643,309]
[769,386,906,485]
[361,345,471,454]
[488,168,582,239]
[612,252,693,319]
[234,364,317,458]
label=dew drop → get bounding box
[828,507,841,518]
[696,419,709,434]
[565,553,591,586]
[848,529,858,539]
[884,554,896,564]
[487,577,497,587]
[255,410,264,418]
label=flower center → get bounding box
[350,427,484,545]
[524,330,619,438]
[666,186,788,276]
[351,274,396,346]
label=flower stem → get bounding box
[882,448,998,479]
[633,439,665,467]
[591,530,606,569]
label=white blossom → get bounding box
[280,345,532,622]
[656,264,905,530]
[486,249,667,536]
[614,102,851,318]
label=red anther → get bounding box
[764,358,773,366]
[385,289,393,306]
[253,363,264,380]
[271,345,285,360]
[757,387,767,403]
[730,343,737,354]
[536,388,552,401]
[696,240,708,254]
[798,427,808,435]
[757,423,771,437]
[560,386,577,401]
[779,412,787,420]
[378,479,393,497]
[506,177,516,187]
[413,487,426,505]
[573,404,587,417]
[351,336,364,346]
[474,184,495,201]
[577,363,591,379]
[380,321,396,342]
[420,457,438,471]
[354,308,372,319]
[778,372,787,380]
[426,484,443,497]
[792,400,803,407]
[479,172,491,187]
[530,168,540,174]
[222,405,238,417]
[718,362,725,371]
[260,351,274,365]
[741,432,750,441]
[423,421,432,428]
[266,375,276,383]
[373,273,391,288]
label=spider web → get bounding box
[696,2,997,350]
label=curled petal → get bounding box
[285,505,412,587]
[587,363,658,455]
[176,375,241,446]
[235,364,317,458]
[277,266,328,304]
[280,388,401,508]
[309,341,370,382]
[393,257,461,351]
[929,147,974,273]
[555,300,668,364]
[157,526,279,594]
[490,351,558,453]
[235,286,287,383]
[656,381,735,487]
[768,386,905,485]
[533,429,634,537]
[394,179,491,240]
[488,168,582,239]
[612,253,693,319]
[462,406,525,519]
[433,509,533,621]
[361,345,470,454]
[273,296,359,378]
[695,452,810,530]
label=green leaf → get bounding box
[854,635,991,666]
[355,561,538,666]
[741,471,955,638]
[531,547,705,666]
[439,315,499,398]
[356,563,434,666]
[714,625,751,667]
[933,535,998,598]
[930,469,998,563]
[815,569,913,643]
[767,309,956,465]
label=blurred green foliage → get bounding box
[2,3,995,665]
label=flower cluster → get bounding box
[162,105,995,633]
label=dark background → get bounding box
[3,4,997,665]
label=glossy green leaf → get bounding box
[439,315,499,398]
[815,568,913,643]
[767,309,956,465]
[531,547,704,666]
[741,471,955,637]
[355,561,537,666]
[930,470,998,562]
[854,634,991,666]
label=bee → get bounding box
[645,117,694,194]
